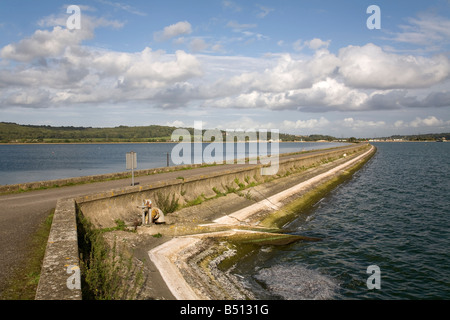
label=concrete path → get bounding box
[0,144,357,297]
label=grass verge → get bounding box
[0,209,54,300]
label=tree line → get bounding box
[1,122,336,143]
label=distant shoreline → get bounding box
[0,140,337,146]
[0,140,445,146]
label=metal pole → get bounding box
[167,152,169,167]
[132,152,136,186]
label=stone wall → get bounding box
[35,198,81,300]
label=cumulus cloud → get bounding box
[306,38,330,50]
[393,116,450,129]
[410,116,447,128]
[219,49,340,94]
[342,117,386,128]
[293,38,330,51]
[338,43,450,89]
[216,116,276,130]
[1,12,449,117]
[154,21,192,42]
[1,27,91,62]
[0,17,203,108]
[283,117,330,129]
[120,48,202,89]
[1,14,123,62]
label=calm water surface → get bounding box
[0,142,344,185]
[234,142,450,300]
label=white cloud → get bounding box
[256,5,274,18]
[293,39,303,52]
[0,36,203,108]
[1,12,449,119]
[338,43,450,89]
[342,117,386,128]
[283,117,330,129]
[222,1,242,12]
[189,38,208,52]
[0,26,91,62]
[154,21,192,42]
[221,50,341,94]
[393,116,450,129]
[166,120,185,127]
[1,14,123,62]
[293,38,330,51]
[394,120,405,128]
[410,116,446,128]
[211,43,225,53]
[387,14,450,48]
[119,48,203,89]
[306,38,330,50]
[97,0,147,16]
[216,116,276,130]
[226,20,257,31]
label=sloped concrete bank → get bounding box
[146,145,376,300]
[35,143,374,300]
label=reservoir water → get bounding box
[0,142,344,185]
[234,142,450,300]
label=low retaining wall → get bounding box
[35,198,81,300]
[0,162,209,194]
[35,143,369,300]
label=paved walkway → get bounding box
[0,144,357,297]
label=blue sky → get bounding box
[0,0,449,137]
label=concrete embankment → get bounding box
[35,143,375,300]
[146,144,376,300]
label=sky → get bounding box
[0,0,449,138]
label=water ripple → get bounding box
[238,142,450,299]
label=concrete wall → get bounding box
[0,162,209,194]
[35,198,81,300]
